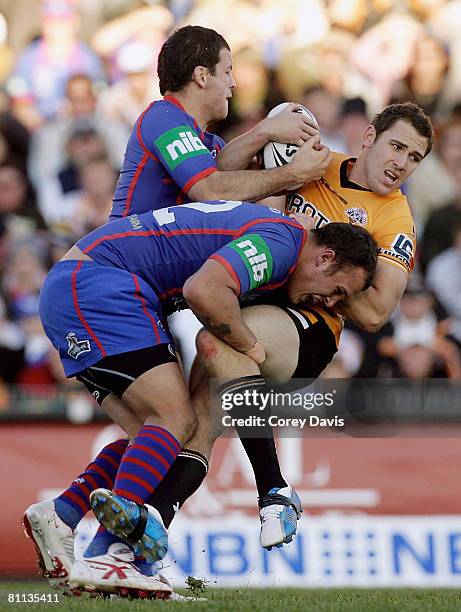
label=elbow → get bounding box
[188,175,218,201]
[361,318,386,333]
[182,277,205,310]
[358,309,392,333]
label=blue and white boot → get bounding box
[258,485,303,549]
[90,488,168,563]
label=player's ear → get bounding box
[192,65,208,88]
[318,248,336,266]
[363,124,377,149]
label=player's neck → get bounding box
[347,156,370,190]
[164,89,210,131]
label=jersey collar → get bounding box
[340,158,371,192]
[163,95,186,112]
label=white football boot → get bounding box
[23,500,75,592]
[69,543,173,599]
[259,485,303,549]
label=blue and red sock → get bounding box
[113,425,181,504]
[55,438,129,529]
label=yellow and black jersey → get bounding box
[286,152,416,346]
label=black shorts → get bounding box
[279,305,338,379]
[76,344,177,405]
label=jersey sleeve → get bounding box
[209,223,304,296]
[372,197,416,273]
[141,105,219,194]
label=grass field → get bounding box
[1,582,461,611]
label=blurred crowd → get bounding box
[1,0,461,409]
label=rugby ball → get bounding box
[262,102,319,191]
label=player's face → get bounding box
[287,261,368,308]
[206,48,236,122]
[362,120,428,195]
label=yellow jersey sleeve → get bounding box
[371,196,416,273]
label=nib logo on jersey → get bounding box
[230,234,274,290]
[156,125,208,170]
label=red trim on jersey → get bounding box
[193,117,205,139]
[131,274,161,344]
[71,261,107,358]
[157,287,182,301]
[236,216,303,238]
[176,192,185,205]
[209,254,242,295]
[163,95,186,112]
[122,152,149,217]
[136,102,158,161]
[183,166,217,194]
[82,228,237,253]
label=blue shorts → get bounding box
[39,261,172,377]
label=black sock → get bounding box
[148,450,208,528]
[219,375,287,498]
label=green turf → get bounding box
[1,582,461,611]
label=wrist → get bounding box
[253,118,272,146]
[242,340,265,365]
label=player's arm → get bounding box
[183,259,262,360]
[335,260,408,332]
[188,137,331,202]
[217,103,319,171]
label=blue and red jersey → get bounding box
[110,96,225,219]
[78,201,306,315]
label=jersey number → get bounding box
[152,201,242,226]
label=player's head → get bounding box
[288,222,378,307]
[358,102,433,195]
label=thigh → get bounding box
[122,362,196,444]
[242,304,300,382]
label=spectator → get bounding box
[426,222,461,354]
[37,121,109,228]
[0,112,30,170]
[377,287,461,379]
[390,31,451,120]
[61,156,118,236]
[0,162,46,236]
[407,114,460,232]
[420,118,461,269]
[29,74,128,186]
[7,0,104,130]
[96,42,160,129]
[300,85,347,152]
[338,97,370,156]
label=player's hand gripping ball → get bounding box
[262,102,319,190]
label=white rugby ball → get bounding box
[262,102,319,191]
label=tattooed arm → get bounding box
[183,259,260,357]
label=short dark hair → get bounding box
[311,222,378,290]
[157,25,230,95]
[371,102,434,156]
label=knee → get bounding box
[196,328,220,363]
[181,409,199,443]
